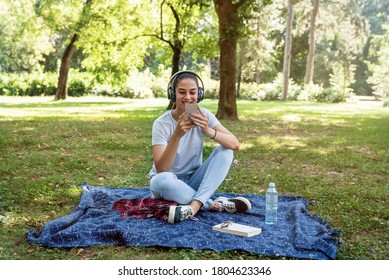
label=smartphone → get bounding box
[185,103,198,115]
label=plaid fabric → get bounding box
[112,198,177,221]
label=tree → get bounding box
[54,0,93,100]
[352,0,389,96]
[281,0,295,100]
[0,0,53,72]
[237,1,282,85]
[137,0,218,72]
[77,0,146,82]
[212,0,247,120]
[304,0,319,84]
[135,0,216,108]
[40,0,148,99]
[55,33,79,100]
[35,0,92,100]
[368,23,389,99]
[318,0,368,94]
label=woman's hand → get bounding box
[189,107,212,136]
[173,111,197,138]
[193,107,240,151]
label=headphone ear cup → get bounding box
[197,87,204,103]
[168,86,176,102]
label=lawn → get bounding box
[0,96,388,260]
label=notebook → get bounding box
[212,222,262,237]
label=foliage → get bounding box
[0,69,357,104]
[367,24,389,103]
[0,0,54,72]
[134,0,219,75]
[237,73,350,103]
[238,73,300,101]
[271,0,369,92]
[298,83,351,103]
[351,0,389,96]
[78,0,147,81]
[0,72,57,96]
[0,0,387,102]
[237,0,283,84]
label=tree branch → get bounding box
[160,0,165,39]
[234,0,246,10]
[166,1,180,37]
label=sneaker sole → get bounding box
[234,197,252,212]
[168,205,178,224]
[215,196,252,213]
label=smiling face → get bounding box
[174,78,198,112]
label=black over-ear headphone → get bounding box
[167,70,204,103]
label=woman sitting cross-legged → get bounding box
[148,71,251,224]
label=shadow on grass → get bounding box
[0,101,135,108]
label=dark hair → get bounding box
[173,72,199,88]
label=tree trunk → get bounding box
[237,41,244,99]
[255,17,261,84]
[304,0,319,85]
[166,43,182,110]
[164,1,182,110]
[213,0,240,120]
[171,42,181,74]
[54,33,78,100]
[281,0,294,100]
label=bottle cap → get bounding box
[269,182,275,187]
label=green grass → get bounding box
[0,96,388,260]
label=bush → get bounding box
[239,74,301,101]
[383,92,389,107]
[151,81,166,99]
[0,71,95,97]
[239,83,263,100]
[91,84,120,97]
[67,71,94,97]
[203,78,219,100]
[124,70,155,99]
[298,83,323,101]
[0,72,57,96]
[26,72,57,96]
[0,70,353,103]
[298,83,351,103]
[261,82,281,100]
[68,80,88,97]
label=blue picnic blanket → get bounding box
[26,183,341,260]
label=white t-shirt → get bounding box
[149,107,220,178]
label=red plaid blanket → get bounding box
[112,198,177,221]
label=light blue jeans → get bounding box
[150,145,234,210]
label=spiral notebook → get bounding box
[212,222,262,237]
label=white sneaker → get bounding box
[214,197,252,213]
[168,205,197,224]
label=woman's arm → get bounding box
[205,124,240,151]
[153,112,196,173]
[191,109,240,151]
[152,137,179,173]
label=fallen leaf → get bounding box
[76,248,84,256]
[27,246,35,253]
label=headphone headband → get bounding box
[167,70,204,103]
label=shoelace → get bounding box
[181,207,198,221]
[221,201,236,212]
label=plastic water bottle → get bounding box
[265,182,278,224]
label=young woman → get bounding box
[149,71,251,223]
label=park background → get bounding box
[0,0,388,260]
